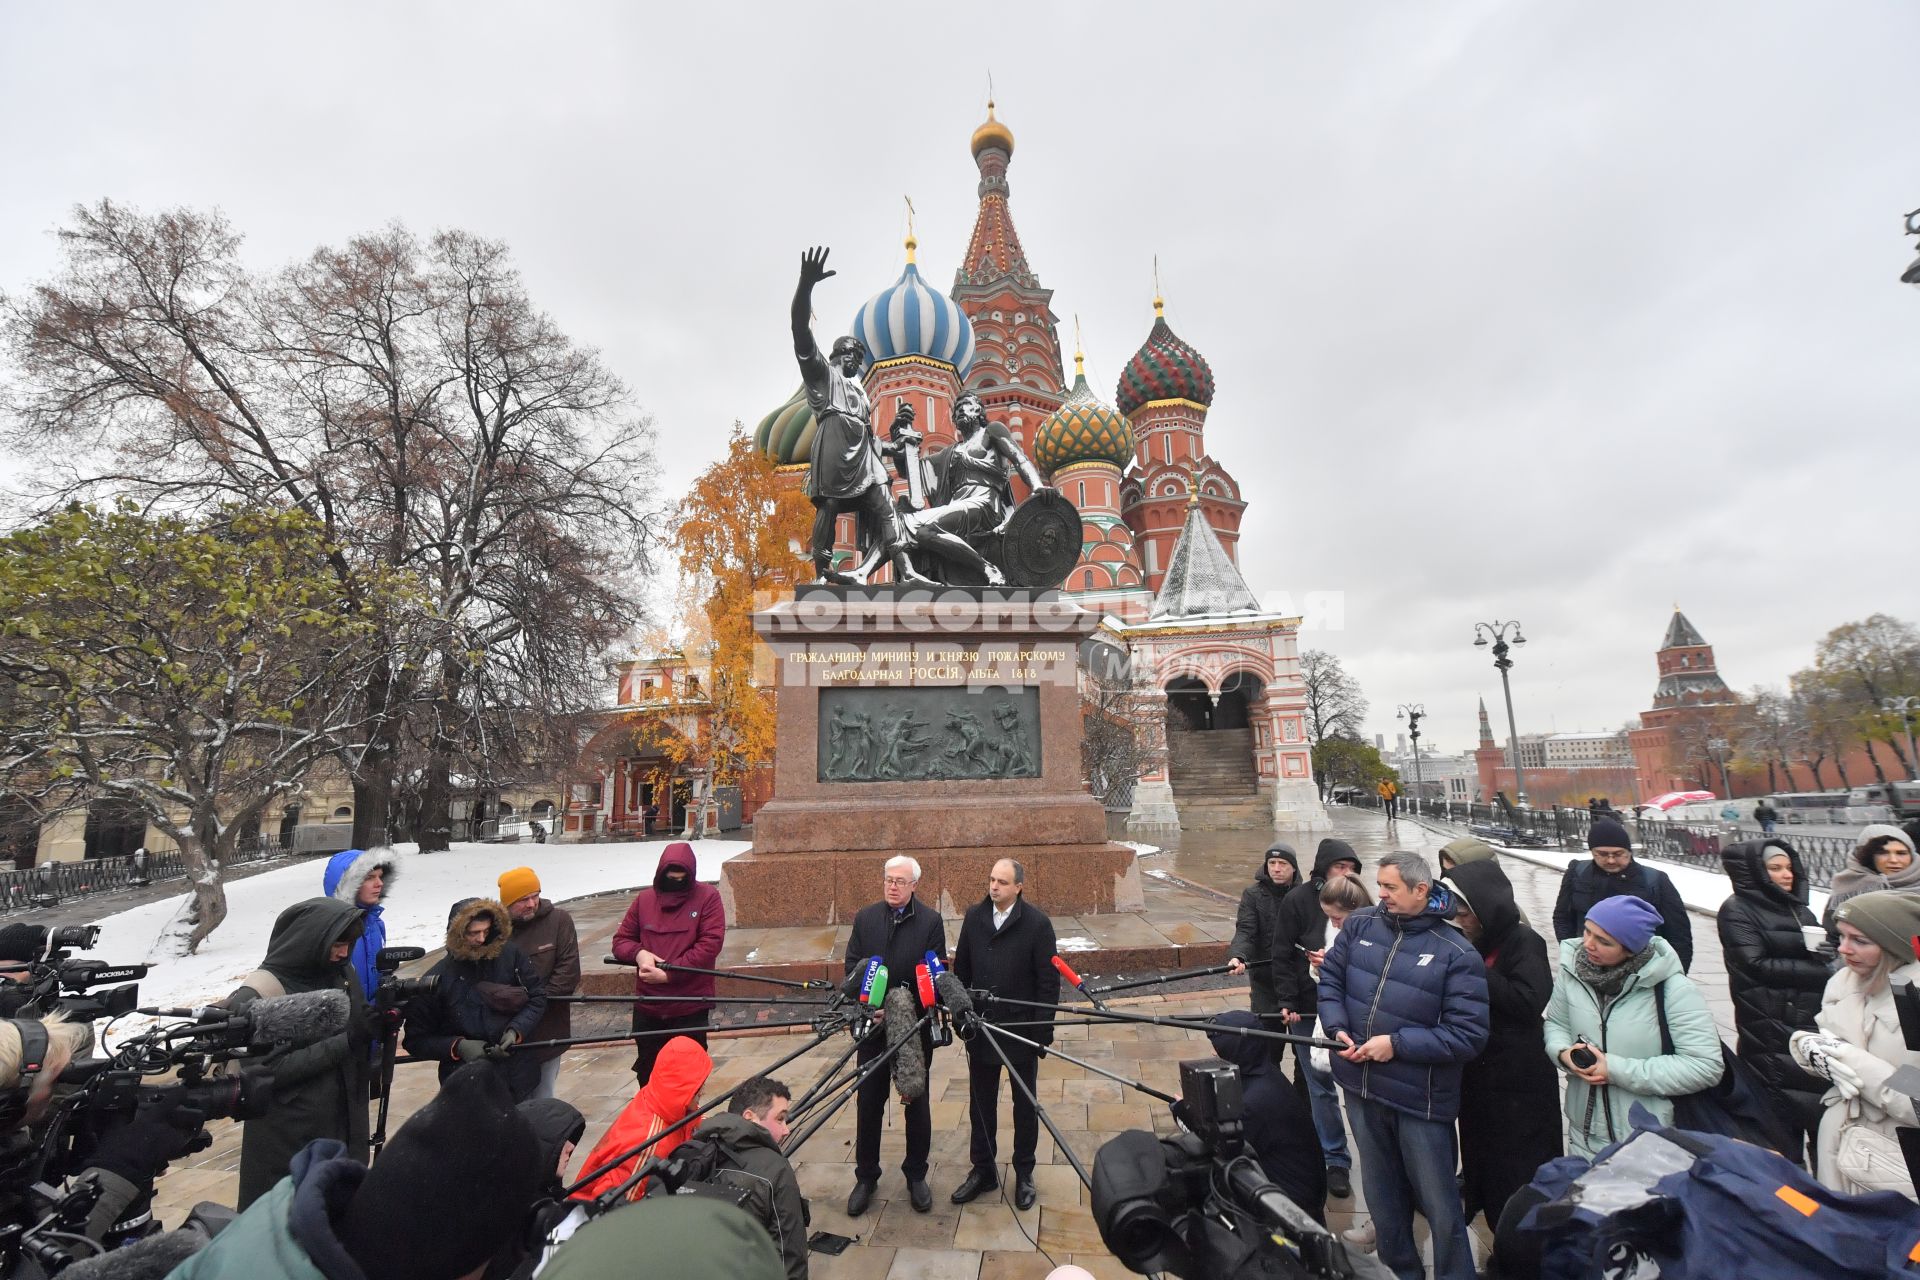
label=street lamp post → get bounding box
[1396,703,1425,815]
[1473,621,1529,807]
[1884,695,1920,783]
[1902,208,1920,288]
[1708,736,1732,800]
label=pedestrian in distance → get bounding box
[1270,838,1362,1197]
[1377,778,1398,820]
[173,1062,547,1280]
[1551,816,1693,971]
[951,857,1059,1211]
[226,897,372,1210]
[498,866,582,1100]
[1821,823,1919,938]
[692,1076,812,1280]
[1317,852,1489,1280]
[322,847,400,1003]
[404,898,549,1102]
[611,842,725,1088]
[1441,858,1560,1274]
[1226,841,1300,1065]
[843,855,946,1218]
[572,1034,714,1202]
[1716,840,1832,1166]
[1791,890,1920,1198]
[1543,895,1722,1158]
[1206,1011,1327,1225]
[1754,798,1780,836]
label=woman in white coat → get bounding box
[1791,889,1920,1197]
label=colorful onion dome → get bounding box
[1035,353,1135,474]
[849,237,976,375]
[970,100,1014,159]
[1115,297,1215,416]
[752,384,816,465]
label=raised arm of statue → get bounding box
[793,246,836,375]
[987,420,1051,493]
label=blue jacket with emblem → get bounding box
[1315,882,1491,1122]
[322,848,397,1000]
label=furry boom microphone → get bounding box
[884,986,927,1102]
[145,989,353,1048]
[932,971,977,1033]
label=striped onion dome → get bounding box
[1035,355,1134,474]
[752,385,816,466]
[1115,298,1214,416]
[849,239,976,375]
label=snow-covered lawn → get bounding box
[92,839,748,1017]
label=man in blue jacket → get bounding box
[1318,851,1489,1280]
[323,847,399,999]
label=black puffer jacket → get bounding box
[405,898,548,1100]
[1716,839,1831,1135]
[1228,844,1300,1016]
[1270,838,1359,1016]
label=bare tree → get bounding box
[1079,642,1165,804]
[1299,649,1368,746]
[2,204,661,850]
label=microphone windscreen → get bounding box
[245,989,352,1045]
[933,971,975,1019]
[0,925,47,963]
[884,986,926,1102]
[1051,955,1083,988]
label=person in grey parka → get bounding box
[1544,895,1722,1158]
[227,897,372,1209]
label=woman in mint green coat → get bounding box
[1544,895,1723,1157]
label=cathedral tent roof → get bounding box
[1661,609,1708,649]
[1149,498,1259,621]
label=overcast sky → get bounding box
[2,2,1915,754]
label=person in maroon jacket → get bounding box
[612,843,726,1086]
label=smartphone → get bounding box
[809,1232,857,1256]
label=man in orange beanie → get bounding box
[499,865,581,1100]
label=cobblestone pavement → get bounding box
[143,808,1740,1279]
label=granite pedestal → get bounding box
[722,586,1142,926]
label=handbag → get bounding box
[1654,980,1798,1155]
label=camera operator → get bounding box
[228,899,373,1211]
[170,1063,547,1280]
[403,899,546,1102]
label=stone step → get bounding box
[1175,796,1274,830]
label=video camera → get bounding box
[0,925,147,1026]
[370,945,436,1013]
[1092,1059,1383,1280]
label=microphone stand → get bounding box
[970,1019,1179,1106]
[786,1032,867,1121]
[600,956,833,992]
[369,1012,404,1160]
[1086,957,1272,998]
[971,995,1345,1049]
[970,1019,1094,1192]
[781,1011,934,1159]
[547,993,837,1007]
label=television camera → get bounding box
[0,925,146,1026]
[1092,1059,1389,1280]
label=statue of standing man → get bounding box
[792,247,930,586]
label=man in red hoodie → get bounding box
[612,843,727,1087]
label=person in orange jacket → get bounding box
[571,1035,713,1202]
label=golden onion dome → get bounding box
[970,100,1014,159]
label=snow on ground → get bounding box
[1462,832,1829,918]
[93,838,748,1017]
[1121,841,1163,857]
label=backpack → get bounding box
[652,1134,751,1213]
[1652,981,1800,1157]
[1504,1112,1920,1278]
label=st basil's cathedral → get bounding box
[749,104,1327,833]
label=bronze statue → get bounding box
[791,247,931,585]
[886,390,1058,586]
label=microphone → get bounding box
[1052,955,1108,1010]
[860,960,889,1009]
[154,989,352,1048]
[884,986,927,1102]
[915,964,936,1010]
[917,963,951,1048]
[933,970,978,1036]
[0,925,49,963]
[923,951,946,982]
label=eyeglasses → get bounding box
[882,876,914,888]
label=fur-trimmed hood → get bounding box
[324,847,400,907]
[446,897,512,963]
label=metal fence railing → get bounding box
[1339,791,1863,891]
[0,837,299,915]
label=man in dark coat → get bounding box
[950,857,1059,1211]
[228,897,373,1210]
[697,1076,811,1280]
[1717,839,1831,1164]
[1270,837,1361,1195]
[404,898,548,1101]
[843,855,947,1218]
[1206,1011,1327,1225]
[499,866,582,1100]
[611,842,726,1087]
[1227,842,1300,1065]
[1551,816,1693,971]
[1441,858,1561,1274]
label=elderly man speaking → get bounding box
[843,855,947,1219]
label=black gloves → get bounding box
[89,1095,207,1186]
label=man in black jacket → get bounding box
[1551,817,1693,971]
[1226,842,1300,1064]
[843,856,947,1218]
[1268,838,1360,1198]
[951,858,1059,1211]
[404,898,549,1102]
[699,1076,812,1280]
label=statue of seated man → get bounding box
[887,390,1052,586]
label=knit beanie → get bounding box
[339,1063,545,1280]
[1834,890,1920,960]
[498,866,542,906]
[1585,895,1662,954]
[1587,817,1633,851]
